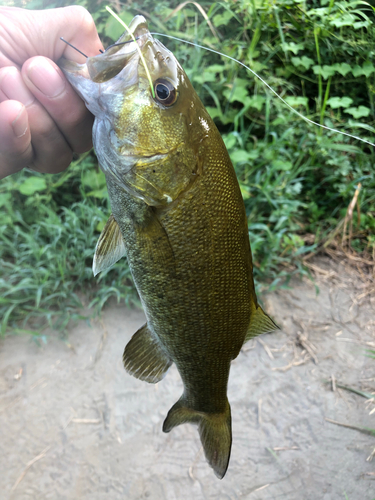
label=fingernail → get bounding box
[0,67,34,106]
[12,106,28,138]
[27,58,65,98]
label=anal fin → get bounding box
[93,213,126,276]
[123,324,172,383]
[244,305,279,343]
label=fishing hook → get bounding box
[60,37,88,58]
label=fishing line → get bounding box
[151,32,375,148]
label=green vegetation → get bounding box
[1,0,374,335]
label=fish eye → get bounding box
[154,78,177,106]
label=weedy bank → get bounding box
[1,0,374,336]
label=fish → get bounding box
[59,15,278,479]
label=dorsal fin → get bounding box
[92,214,126,276]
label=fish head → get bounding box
[59,16,211,206]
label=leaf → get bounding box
[244,95,266,111]
[222,134,237,150]
[230,150,257,164]
[352,65,364,77]
[336,383,374,400]
[313,65,335,79]
[291,56,315,70]
[223,79,249,103]
[193,71,216,84]
[344,106,371,119]
[213,11,234,27]
[282,42,304,55]
[205,64,225,73]
[347,120,375,133]
[223,86,248,103]
[251,61,267,73]
[353,20,370,29]
[104,11,134,41]
[86,188,108,199]
[332,63,352,77]
[0,192,11,207]
[330,13,356,28]
[307,7,329,18]
[239,182,251,200]
[271,160,293,171]
[285,96,308,107]
[326,96,353,109]
[0,215,12,225]
[206,106,222,121]
[326,418,375,437]
[207,107,235,125]
[17,177,47,195]
[96,220,106,233]
[82,170,106,189]
[362,61,375,78]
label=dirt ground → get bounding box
[1,257,374,500]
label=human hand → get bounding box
[0,6,103,179]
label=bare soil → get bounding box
[1,257,374,500]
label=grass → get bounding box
[0,160,139,337]
[1,0,374,335]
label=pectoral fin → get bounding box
[135,211,176,274]
[123,324,172,383]
[244,305,279,343]
[92,214,126,276]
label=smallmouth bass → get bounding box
[60,16,278,479]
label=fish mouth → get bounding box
[59,16,151,84]
[86,16,151,83]
[59,14,180,95]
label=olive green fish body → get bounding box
[59,16,278,479]
[108,127,252,412]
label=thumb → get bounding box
[0,6,103,66]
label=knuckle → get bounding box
[35,120,60,143]
[0,142,33,172]
[73,136,92,155]
[33,147,72,174]
[32,121,74,171]
[15,143,33,163]
[53,153,73,173]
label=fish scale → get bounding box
[59,14,278,479]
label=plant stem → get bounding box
[314,26,322,112]
[320,75,332,131]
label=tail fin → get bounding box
[163,398,232,479]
